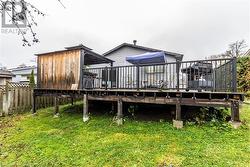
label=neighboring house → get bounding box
[9,65,37,83]
[0,69,15,85]
[89,41,184,89]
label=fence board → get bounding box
[0,82,73,116]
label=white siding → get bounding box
[90,46,177,68]
[88,46,179,89]
[11,67,37,83]
[105,46,177,67]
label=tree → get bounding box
[207,40,249,94]
[226,40,247,58]
[0,0,64,46]
[29,69,35,88]
[237,56,250,93]
[208,40,247,59]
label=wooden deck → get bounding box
[34,50,243,128]
[33,88,243,128]
[34,88,244,102]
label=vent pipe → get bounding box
[133,40,137,45]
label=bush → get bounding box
[237,56,250,92]
[185,107,230,125]
[29,69,35,88]
[245,90,250,98]
[127,105,138,119]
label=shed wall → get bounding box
[37,50,81,89]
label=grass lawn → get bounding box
[0,103,250,167]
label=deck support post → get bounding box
[54,96,59,117]
[71,97,74,105]
[230,100,241,128]
[230,100,240,122]
[116,98,123,125]
[175,101,181,121]
[83,94,89,122]
[111,102,115,113]
[173,98,183,129]
[32,93,36,115]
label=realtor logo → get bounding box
[1,1,27,28]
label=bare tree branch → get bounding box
[57,0,65,9]
[0,0,63,46]
[208,40,248,59]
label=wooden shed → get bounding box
[36,44,113,90]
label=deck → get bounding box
[33,88,243,127]
[33,58,244,128]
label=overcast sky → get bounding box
[0,0,249,68]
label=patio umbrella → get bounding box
[126,52,166,65]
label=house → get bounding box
[33,43,243,128]
[90,41,184,89]
[102,41,183,66]
[0,69,15,85]
[10,65,37,83]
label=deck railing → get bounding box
[82,58,237,92]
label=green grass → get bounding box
[0,103,250,167]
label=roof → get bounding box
[84,48,114,65]
[103,43,184,60]
[35,44,89,56]
[0,69,15,78]
[35,44,114,65]
[10,65,36,72]
[65,44,93,51]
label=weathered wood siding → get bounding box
[38,50,81,89]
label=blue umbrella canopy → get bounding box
[126,52,166,65]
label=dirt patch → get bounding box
[0,115,25,129]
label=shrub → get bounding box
[184,107,230,125]
[237,56,250,92]
[245,90,250,98]
[29,69,35,88]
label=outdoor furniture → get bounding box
[83,71,97,89]
[181,62,213,90]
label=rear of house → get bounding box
[89,42,184,89]
[34,42,236,92]
[102,42,183,66]
[33,43,243,128]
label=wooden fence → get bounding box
[0,82,72,116]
